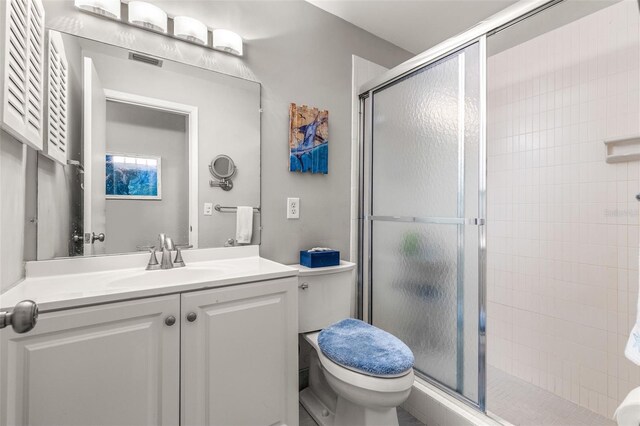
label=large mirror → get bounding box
[36,31,261,259]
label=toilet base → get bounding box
[300,387,335,426]
[334,396,399,426]
[300,387,400,426]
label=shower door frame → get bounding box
[358,37,487,411]
[357,0,565,412]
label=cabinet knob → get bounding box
[164,315,176,326]
[299,282,309,290]
[186,312,197,322]
[0,300,38,334]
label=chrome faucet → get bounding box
[159,235,175,269]
[142,234,190,270]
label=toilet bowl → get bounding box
[301,332,414,426]
[292,261,415,426]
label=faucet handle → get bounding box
[173,244,192,268]
[139,245,160,270]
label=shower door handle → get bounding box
[366,215,485,225]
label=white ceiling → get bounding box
[305,0,519,54]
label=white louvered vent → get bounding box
[45,30,69,164]
[1,0,44,150]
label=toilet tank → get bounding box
[290,261,356,333]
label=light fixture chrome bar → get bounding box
[359,0,559,95]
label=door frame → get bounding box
[83,57,107,256]
[102,89,199,248]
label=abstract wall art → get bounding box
[105,153,162,199]
[289,103,328,174]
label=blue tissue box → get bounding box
[300,250,340,268]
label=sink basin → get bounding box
[107,266,225,289]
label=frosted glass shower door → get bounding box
[367,42,483,404]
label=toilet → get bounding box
[292,261,415,426]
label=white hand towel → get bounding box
[235,206,253,245]
[625,252,640,365]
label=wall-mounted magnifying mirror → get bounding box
[209,154,236,191]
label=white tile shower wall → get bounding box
[487,0,640,418]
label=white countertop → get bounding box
[288,261,356,277]
[0,247,298,312]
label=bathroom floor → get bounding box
[487,367,615,426]
[299,404,425,426]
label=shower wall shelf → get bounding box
[604,135,640,163]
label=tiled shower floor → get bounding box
[488,366,616,426]
[301,366,616,426]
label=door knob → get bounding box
[91,232,105,243]
[0,300,39,333]
[164,315,176,326]
[186,312,197,322]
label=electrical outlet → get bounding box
[204,203,213,216]
[287,197,299,219]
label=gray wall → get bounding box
[0,131,28,291]
[1,0,410,292]
[105,102,188,253]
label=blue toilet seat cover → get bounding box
[317,319,414,377]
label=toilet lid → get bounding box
[317,319,414,377]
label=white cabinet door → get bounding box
[0,295,180,426]
[181,278,298,426]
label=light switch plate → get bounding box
[204,203,213,216]
[287,198,299,219]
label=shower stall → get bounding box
[358,0,640,424]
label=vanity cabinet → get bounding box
[0,277,298,426]
[0,295,180,426]
[181,278,298,426]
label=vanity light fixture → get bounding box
[128,1,167,33]
[74,0,121,19]
[74,1,244,56]
[212,29,243,56]
[173,16,208,45]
